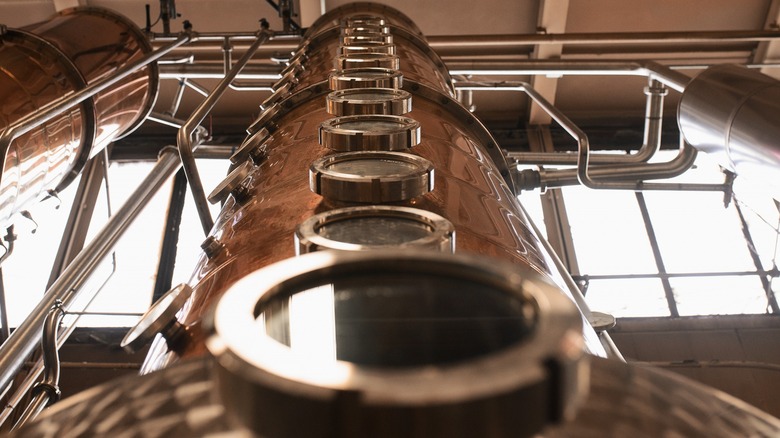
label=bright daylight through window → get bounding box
[520,151,780,318]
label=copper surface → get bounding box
[23,7,158,152]
[144,90,549,365]
[0,29,87,225]
[0,7,156,225]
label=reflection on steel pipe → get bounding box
[0,148,180,396]
[679,64,780,196]
[12,303,64,430]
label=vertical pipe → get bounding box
[0,148,181,393]
[0,269,9,343]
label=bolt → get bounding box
[200,236,225,259]
[249,146,268,165]
[231,183,253,204]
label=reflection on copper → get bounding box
[141,3,551,370]
[0,7,157,225]
[0,29,86,224]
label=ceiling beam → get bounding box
[753,0,780,79]
[529,0,569,125]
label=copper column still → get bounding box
[138,2,603,371]
[12,3,780,438]
[0,7,157,226]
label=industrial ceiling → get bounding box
[3,0,778,147]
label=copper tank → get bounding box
[141,1,601,370]
[0,7,157,226]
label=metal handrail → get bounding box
[177,27,273,235]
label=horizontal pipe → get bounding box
[426,29,780,48]
[574,270,778,281]
[150,29,780,53]
[159,64,282,80]
[463,79,666,165]
[0,148,180,394]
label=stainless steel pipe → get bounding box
[470,79,667,165]
[177,28,273,235]
[0,148,180,393]
[12,304,65,430]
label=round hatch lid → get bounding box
[326,88,412,116]
[208,160,253,204]
[295,205,454,253]
[343,16,386,27]
[121,283,194,353]
[319,114,420,151]
[207,250,585,438]
[329,67,403,90]
[309,150,433,202]
[231,127,270,164]
[335,53,399,70]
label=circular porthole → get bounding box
[329,68,403,90]
[295,206,454,253]
[326,88,411,116]
[335,53,400,70]
[319,115,420,151]
[309,151,433,202]
[338,43,396,56]
[207,250,587,438]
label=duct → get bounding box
[0,148,180,396]
[178,26,274,235]
[678,64,780,197]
